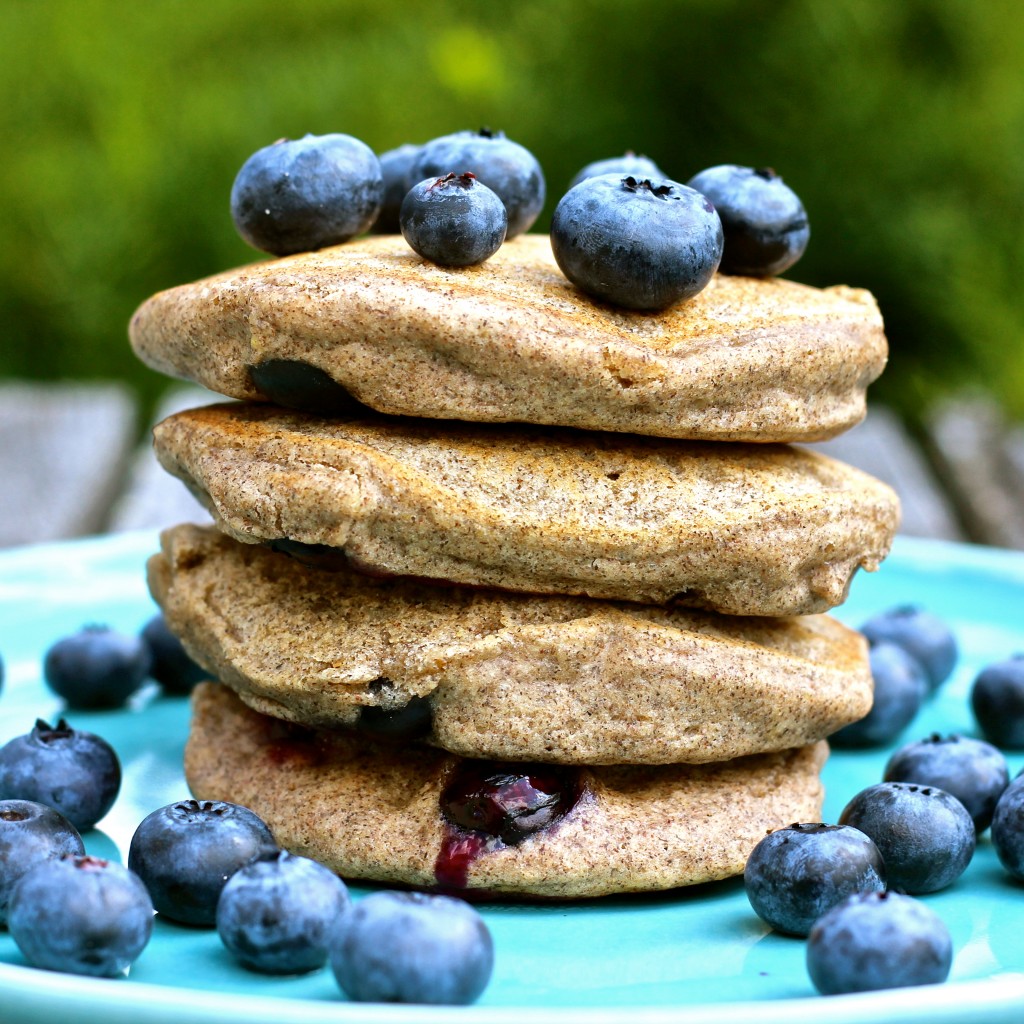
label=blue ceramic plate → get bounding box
[2,531,1024,1024]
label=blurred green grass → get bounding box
[3,0,1023,423]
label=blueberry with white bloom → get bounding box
[568,151,665,190]
[744,822,885,936]
[807,891,952,995]
[859,605,957,692]
[991,776,1024,880]
[141,614,206,695]
[44,624,150,710]
[371,142,420,234]
[231,133,383,255]
[884,733,1009,833]
[839,781,975,894]
[971,654,1024,748]
[0,800,84,925]
[216,849,349,974]
[400,172,507,267]
[330,890,493,1004]
[551,174,723,311]
[8,854,153,976]
[0,719,121,832]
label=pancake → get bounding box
[129,234,886,443]
[185,682,829,898]
[152,403,899,616]
[151,524,871,765]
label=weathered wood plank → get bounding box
[807,405,964,542]
[0,382,136,548]
[106,386,217,534]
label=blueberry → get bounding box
[43,624,150,710]
[230,133,384,256]
[329,891,493,1005]
[568,151,665,190]
[830,643,928,748]
[0,719,121,832]
[859,605,958,692]
[806,891,952,995]
[140,614,206,695]
[128,798,276,926]
[839,781,975,894]
[743,822,885,936]
[971,654,1024,748]
[400,172,507,267]
[991,777,1024,880]
[216,849,349,974]
[410,128,545,238]
[685,164,809,276]
[441,760,583,845]
[884,733,1009,833]
[8,854,153,976]
[0,800,84,926]
[550,174,723,311]
[370,143,420,234]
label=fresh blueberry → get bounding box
[140,614,206,695]
[230,133,384,256]
[830,642,928,748]
[370,143,420,234]
[330,891,493,1005]
[884,733,1009,833]
[685,164,809,276]
[806,891,952,995]
[971,654,1024,748]
[400,172,507,267]
[0,719,121,832]
[859,605,958,692]
[8,854,153,976]
[568,151,665,190]
[743,822,885,936]
[991,777,1024,880]
[128,798,276,926]
[441,760,583,845]
[550,174,723,311]
[43,624,150,710]
[410,128,545,238]
[839,781,975,894]
[0,800,84,925]
[216,849,349,974]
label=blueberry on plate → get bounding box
[370,142,421,234]
[884,733,1009,833]
[43,624,151,710]
[330,890,493,1005]
[807,891,952,995]
[839,781,975,894]
[971,654,1024,748]
[410,128,545,238]
[859,605,958,692]
[0,719,121,832]
[744,822,885,936]
[8,854,153,976]
[140,614,206,695]
[568,151,666,190]
[128,798,276,926]
[400,172,507,267]
[830,642,928,748]
[0,800,84,925]
[230,133,384,256]
[216,849,349,974]
[550,174,723,311]
[991,776,1024,880]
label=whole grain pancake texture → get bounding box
[151,524,872,765]
[185,682,829,899]
[152,402,900,616]
[129,234,887,443]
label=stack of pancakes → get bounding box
[129,233,898,898]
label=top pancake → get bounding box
[129,234,887,442]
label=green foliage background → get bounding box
[4,0,1023,422]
